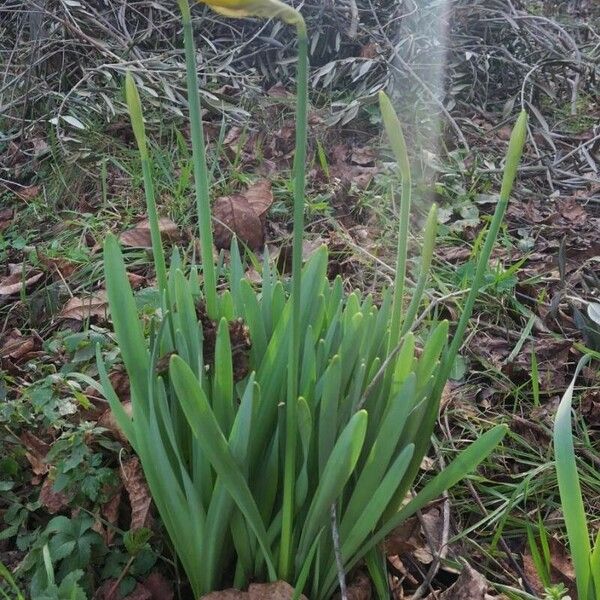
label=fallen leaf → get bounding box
[39,476,71,513]
[141,573,174,600]
[121,456,152,531]
[20,431,50,476]
[59,291,108,321]
[120,217,179,248]
[14,184,40,200]
[557,197,587,225]
[351,146,376,166]
[523,536,576,598]
[360,42,379,58]
[201,581,307,600]
[0,329,38,361]
[249,581,308,600]
[424,564,488,600]
[0,267,43,296]
[0,208,13,231]
[242,179,273,221]
[98,402,132,444]
[345,571,372,600]
[101,486,122,544]
[581,389,600,428]
[127,272,146,289]
[37,252,78,279]
[213,194,264,251]
[385,506,443,565]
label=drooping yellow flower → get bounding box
[199,0,305,29]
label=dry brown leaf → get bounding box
[201,581,307,600]
[121,456,152,531]
[242,179,273,220]
[37,252,78,279]
[120,217,179,248]
[346,571,372,600]
[424,564,488,600]
[127,272,147,289]
[101,486,122,545]
[0,207,13,231]
[0,329,37,361]
[351,146,376,166]
[384,507,443,565]
[20,431,50,476]
[14,184,41,200]
[523,536,576,598]
[248,581,307,600]
[39,476,71,514]
[213,194,264,251]
[0,267,43,296]
[59,291,108,321]
[141,573,174,600]
[98,402,132,444]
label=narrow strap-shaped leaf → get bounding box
[295,397,312,509]
[379,91,411,350]
[300,326,317,401]
[169,354,277,579]
[318,355,342,475]
[355,424,507,565]
[241,278,268,362]
[230,237,244,316]
[334,444,414,585]
[96,346,136,446]
[297,410,368,561]
[292,530,324,600]
[204,375,257,588]
[415,320,449,388]
[342,374,416,533]
[103,234,150,404]
[174,269,202,377]
[213,318,235,434]
[553,355,591,600]
[401,204,438,337]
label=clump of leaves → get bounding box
[96,0,528,596]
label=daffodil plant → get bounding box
[98,0,528,596]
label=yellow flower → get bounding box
[199,0,304,29]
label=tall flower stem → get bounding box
[280,22,308,581]
[378,92,411,351]
[179,0,218,319]
[125,73,169,295]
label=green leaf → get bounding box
[553,356,591,600]
[318,355,342,475]
[355,425,508,567]
[213,318,235,433]
[297,410,368,562]
[125,72,147,160]
[103,234,150,404]
[169,354,277,580]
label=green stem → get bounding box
[140,158,168,293]
[280,23,308,581]
[438,110,528,387]
[378,92,412,351]
[179,0,218,319]
[404,110,528,498]
[388,178,411,349]
[400,203,437,337]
